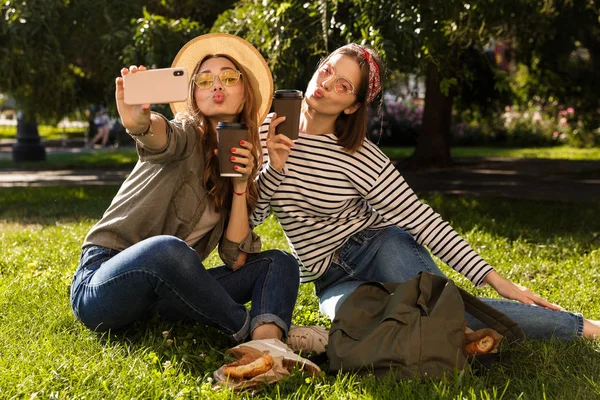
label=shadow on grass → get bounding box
[0,186,120,224]
[422,194,600,248]
[399,158,600,203]
[76,316,325,398]
[2,187,599,250]
[84,317,235,377]
[353,338,600,399]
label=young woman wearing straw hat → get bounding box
[69,34,300,345]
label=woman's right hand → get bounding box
[115,65,151,134]
[484,270,563,311]
[266,113,294,172]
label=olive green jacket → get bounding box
[83,112,261,266]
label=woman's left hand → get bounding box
[484,271,563,311]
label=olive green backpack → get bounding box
[327,272,525,379]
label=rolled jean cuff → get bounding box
[250,313,288,338]
[575,312,585,338]
[232,310,251,343]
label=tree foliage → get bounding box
[0,0,232,122]
[1,0,75,119]
[0,0,597,154]
[510,0,599,140]
[213,0,330,90]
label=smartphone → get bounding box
[123,67,189,105]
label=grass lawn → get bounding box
[0,148,139,170]
[381,145,600,160]
[0,145,598,171]
[0,125,86,141]
[1,186,599,399]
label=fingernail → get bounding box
[240,140,245,145]
[230,156,235,161]
[230,148,236,153]
[234,165,239,170]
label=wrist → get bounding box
[270,162,284,174]
[233,183,248,196]
[483,270,501,286]
[126,120,152,137]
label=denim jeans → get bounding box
[315,226,584,340]
[70,235,300,342]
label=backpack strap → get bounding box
[457,287,526,341]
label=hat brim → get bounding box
[170,33,273,124]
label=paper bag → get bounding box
[213,339,321,391]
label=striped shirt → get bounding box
[251,115,494,286]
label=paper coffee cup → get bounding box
[217,122,248,177]
[273,90,303,140]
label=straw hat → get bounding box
[170,33,273,123]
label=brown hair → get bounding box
[319,45,383,153]
[177,54,260,215]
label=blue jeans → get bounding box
[70,235,300,343]
[315,227,584,340]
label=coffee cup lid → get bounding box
[274,90,303,99]
[216,122,248,130]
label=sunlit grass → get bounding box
[0,148,138,170]
[382,145,600,160]
[1,186,599,398]
[0,125,86,140]
[1,146,598,172]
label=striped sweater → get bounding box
[251,115,494,286]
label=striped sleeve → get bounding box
[251,163,286,226]
[250,114,286,227]
[365,161,494,287]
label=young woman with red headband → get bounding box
[254,43,600,351]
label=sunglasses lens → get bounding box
[195,73,214,89]
[219,70,240,87]
[319,64,333,78]
[335,77,354,95]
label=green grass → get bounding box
[0,124,86,140]
[0,148,138,170]
[1,187,600,398]
[382,145,600,160]
[1,146,598,172]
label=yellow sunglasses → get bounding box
[192,69,242,89]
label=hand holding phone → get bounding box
[123,67,189,105]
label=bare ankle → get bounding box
[251,323,283,341]
[582,320,600,339]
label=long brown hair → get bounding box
[176,54,260,215]
[319,46,383,153]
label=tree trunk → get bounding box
[405,62,454,169]
[12,111,46,162]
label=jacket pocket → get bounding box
[172,170,206,224]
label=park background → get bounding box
[1,0,600,399]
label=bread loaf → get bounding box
[222,352,274,379]
[464,335,495,355]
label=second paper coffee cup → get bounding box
[273,90,303,140]
[217,122,248,177]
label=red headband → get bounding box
[344,44,381,103]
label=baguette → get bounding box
[464,335,495,355]
[222,352,274,379]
